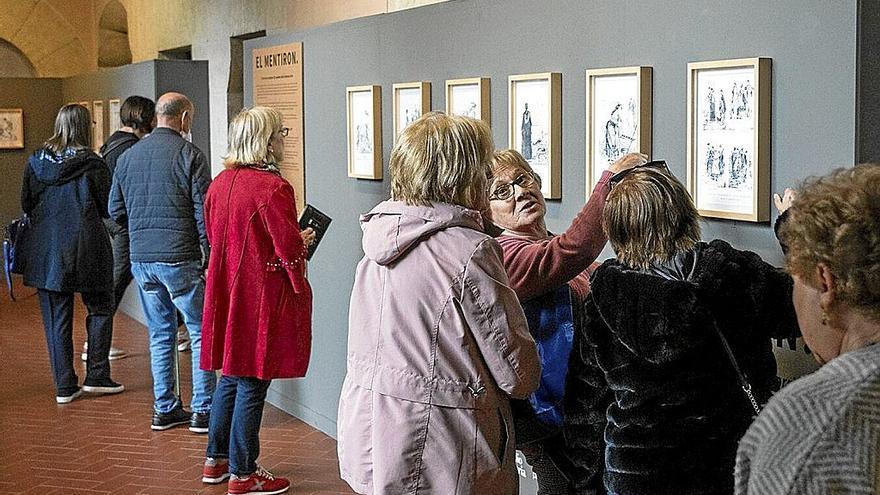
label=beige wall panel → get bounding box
[389,0,448,12]
[264,0,386,31]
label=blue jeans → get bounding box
[206,375,271,476]
[131,261,215,414]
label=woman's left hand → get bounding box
[773,188,797,214]
[301,227,316,247]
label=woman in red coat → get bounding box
[199,106,314,495]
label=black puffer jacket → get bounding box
[108,127,211,264]
[564,240,799,494]
[16,148,112,292]
[100,130,139,174]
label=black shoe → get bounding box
[190,412,209,434]
[151,404,192,431]
[83,378,125,395]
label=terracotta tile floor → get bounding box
[0,279,355,494]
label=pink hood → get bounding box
[360,200,485,265]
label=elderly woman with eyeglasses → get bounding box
[735,165,880,494]
[566,162,800,494]
[199,107,314,494]
[485,150,645,494]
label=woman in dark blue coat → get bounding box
[16,104,124,403]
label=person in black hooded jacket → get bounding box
[563,161,800,494]
[15,104,124,404]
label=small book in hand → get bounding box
[298,204,332,260]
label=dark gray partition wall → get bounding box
[0,78,63,224]
[857,0,880,162]
[64,60,211,165]
[244,0,856,435]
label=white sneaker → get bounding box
[81,343,129,361]
[177,332,191,352]
[56,388,83,404]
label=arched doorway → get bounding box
[0,38,36,77]
[98,0,132,67]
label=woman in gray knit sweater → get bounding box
[735,164,880,494]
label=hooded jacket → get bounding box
[16,148,112,292]
[337,200,540,495]
[564,240,800,494]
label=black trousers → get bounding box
[37,289,114,395]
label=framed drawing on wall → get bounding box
[92,100,105,150]
[445,77,490,124]
[346,85,382,179]
[508,72,562,199]
[586,66,652,193]
[108,99,121,134]
[392,81,431,143]
[0,109,24,149]
[687,57,771,222]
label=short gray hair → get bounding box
[156,94,192,117]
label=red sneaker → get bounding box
[202,457,230,484]
[227,466,290,494]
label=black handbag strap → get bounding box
[710,321,762,415]
[591,293,761,416]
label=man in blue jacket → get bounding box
[109,92,215,433]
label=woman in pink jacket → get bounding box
[337,112,541,494]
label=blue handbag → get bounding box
[521,285,575,428]
[3,214,29,301]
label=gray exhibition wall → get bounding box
[246,0,855,436]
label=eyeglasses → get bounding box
[488,172,541,201]
[610,160,670,186]
[279,127,290,137]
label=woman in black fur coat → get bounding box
[563,162,800,494]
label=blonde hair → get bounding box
[603,167,702,269]
[45,104,91,153]
[390,112,494,210]
[779,164,880,321]
[224,106,283,168]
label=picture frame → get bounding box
[0,108,24,149]
[78,101,91,116]
[687,57,771,222]
[92,100,105,151]
[392,81,431,143]
[346,85,383,180]
[445,77,490,124]
[108,99,121,134]
[585,66,652,193]
[508,72,562,199]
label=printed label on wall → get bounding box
[252,41,305,212]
